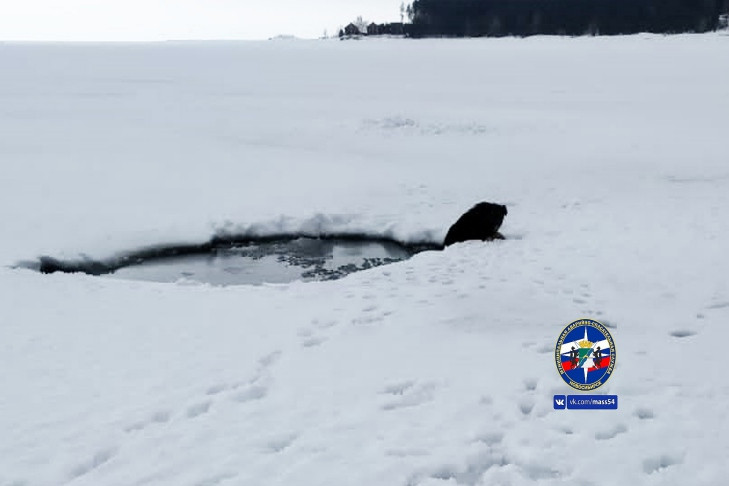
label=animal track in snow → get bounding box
[206,384,228,395]
[232,383,269,403]
[258,350,282,369]
[311,318,337,329]
[381,382,436,410]
[124,410,171,432]
[301,336,327,348]
[535,343,553,354]
[595,423,628,440]
[634,408,655,420]
[352,312,388,325]
[381,380,415,395]
[518,398,535,416]
[186,400,212,418]
[69,447,117,479]
[385,448,430,457]
[601,319,617,329]
[559,425,574,435]
[194,472,237,486]
[473,431,503,446]
[670,329,697,338]
[427,450,509,485]
[707,301,729,310]
[643,453,683,474]
[263,433,298,453]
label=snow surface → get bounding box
[1,34,729,485]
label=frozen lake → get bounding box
[1,34,728,486]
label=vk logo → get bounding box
[554,395,566,409]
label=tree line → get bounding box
[407,0,729,36]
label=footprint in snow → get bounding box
[302,335,327,348]
[124,410,171,432]
[643,453,683,474]
[518,398,535,416]
[258,350,282,368]
[206,383,228,395]
[634,408,655,420]
[232,383,268,403]
[707,301,729,310]
[595,423,628,440]
[381,380,415,395]
[187,400,212,418]
[382,382,436,410]
[298,328,327,348]
[194,472,237,486]
[473,431,503,446]
[263,433,298,453]
[523,378,538,391]
[69,447,117,479]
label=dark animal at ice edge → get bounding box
[443,202,508,247]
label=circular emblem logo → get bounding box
[555,318,615,391]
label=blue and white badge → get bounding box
[555,319,616,392]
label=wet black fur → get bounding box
[443,202,508,246]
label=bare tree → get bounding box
[354,16,368,33]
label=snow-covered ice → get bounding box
[1,34,728,485]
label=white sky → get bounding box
[0,0,404,41]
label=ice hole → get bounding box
[106,238,413,285]
[29,237,432,285]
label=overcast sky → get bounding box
[0,0,404,41]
